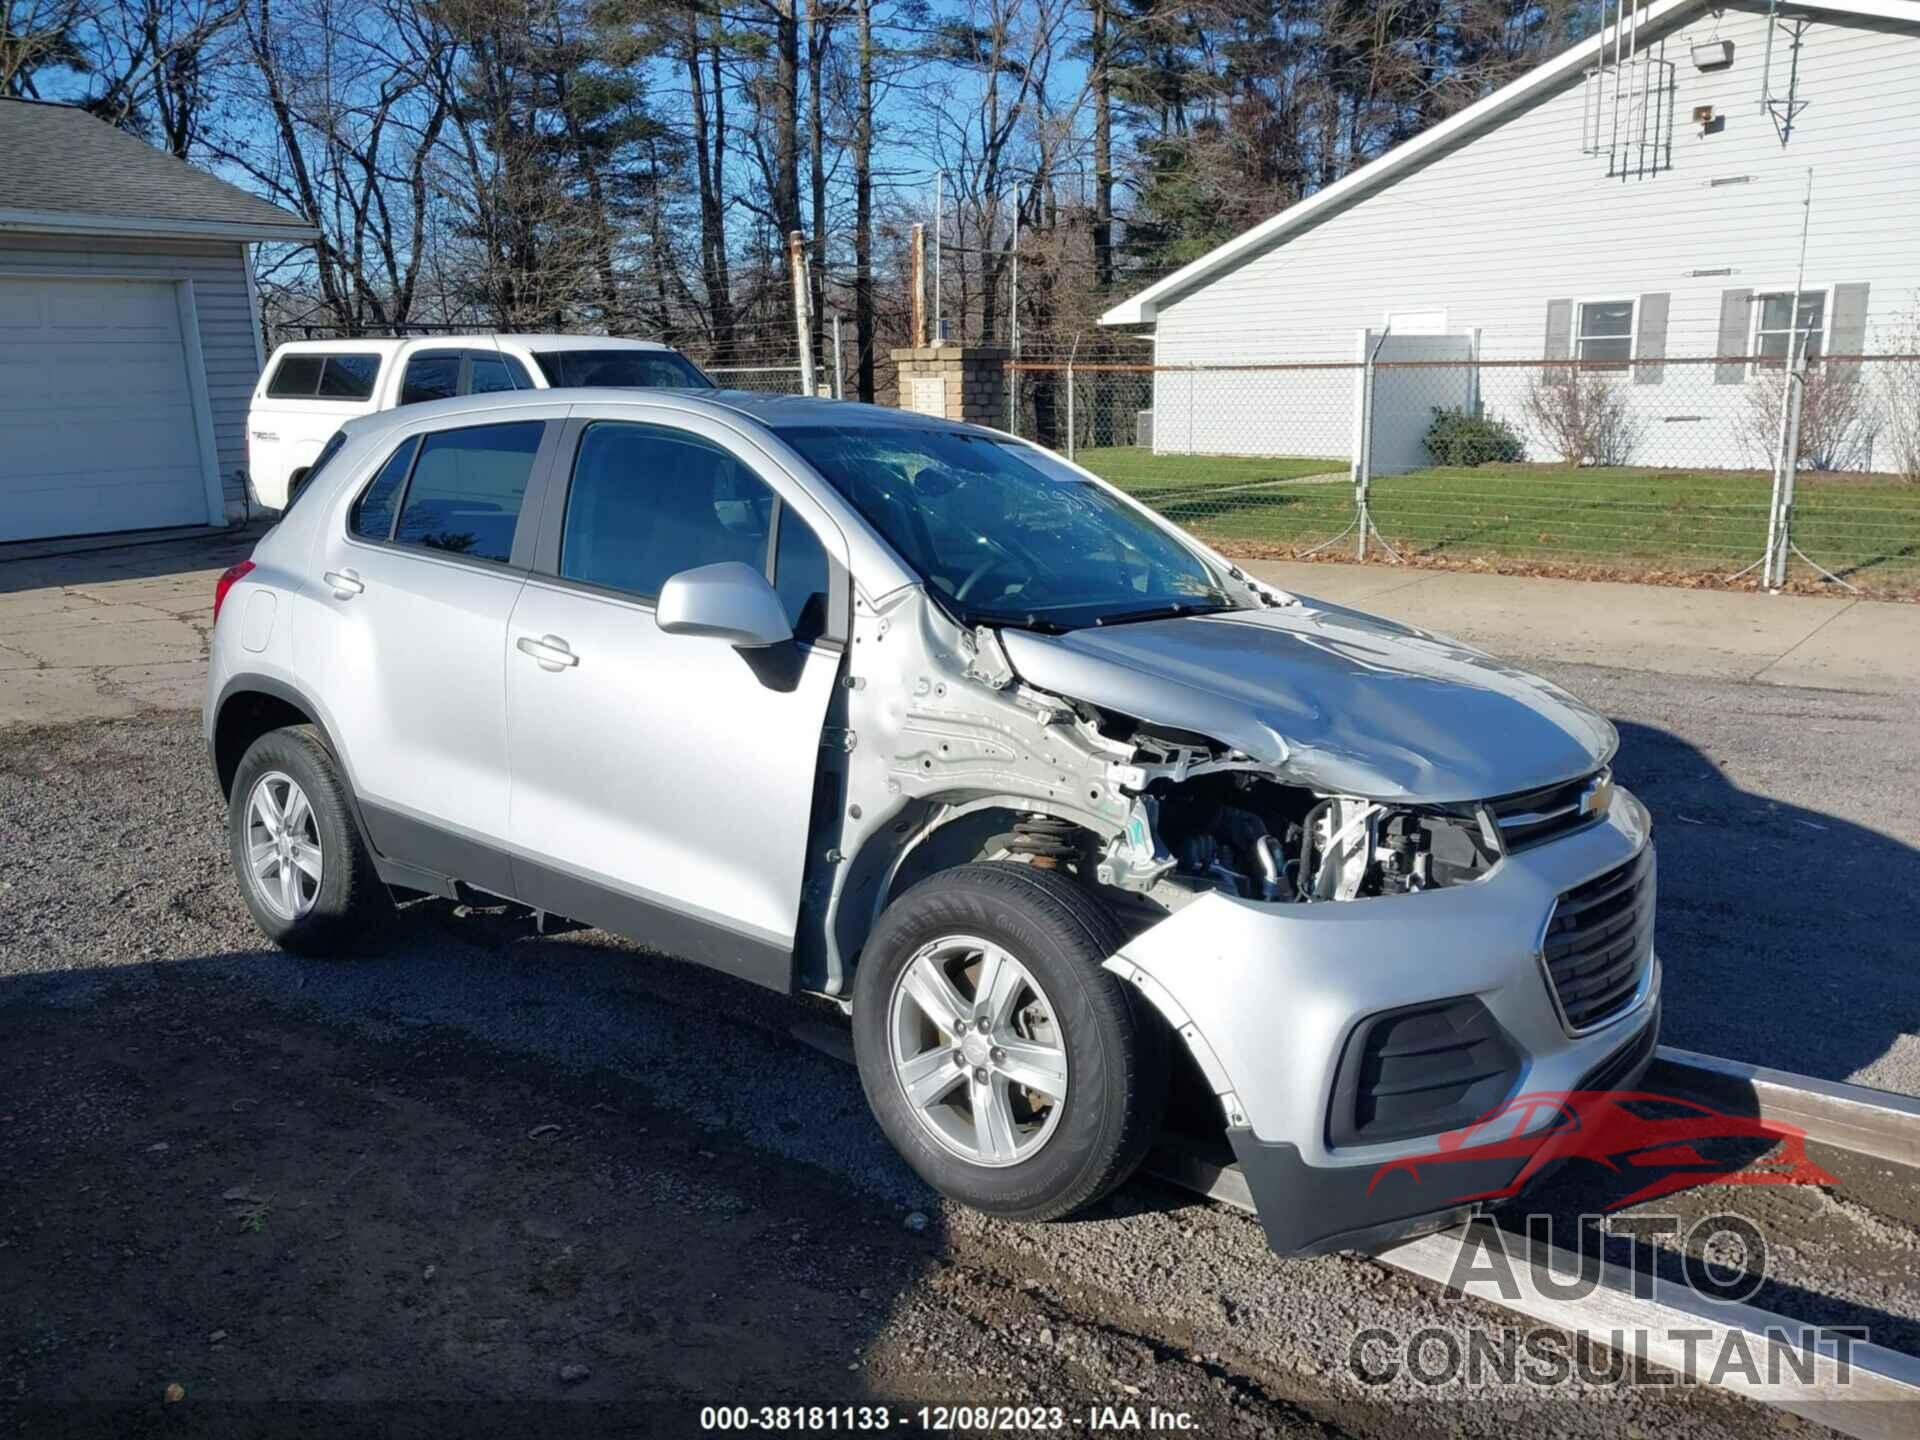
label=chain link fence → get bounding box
[1007,351,1920,597]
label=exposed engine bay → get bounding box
[1114,769,1500,906]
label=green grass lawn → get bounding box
[1073,447,1920,593]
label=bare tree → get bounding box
[1742,364,1882,474]
[1,0,87,97]
[1522,366,1644,467]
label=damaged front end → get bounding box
[821,584,1659,1256]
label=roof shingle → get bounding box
[0,99,313,240]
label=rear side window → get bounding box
[266,354,323,397]
[399,353,461,406]
[469,353,531,393]
[317,354,380,399]
[266,353,380,399]
[391,422,543,564]
[349,437,419,540]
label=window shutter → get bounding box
[1829,282,1870,380]
[1714,289,1753,384]
[1634,292,1669,384]
[1544,299,1573,361]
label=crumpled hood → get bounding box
[997,601,1615,803]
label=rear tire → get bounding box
[228,725,390,954]
[852,862,1167,1221]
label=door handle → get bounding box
[323,569,364,598]
[516,633,579,671]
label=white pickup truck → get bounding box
[245,334,713,509]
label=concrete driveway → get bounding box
[0,526,261,727]
[0,532,1915,730]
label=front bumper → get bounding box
[1107,787,1660,1255]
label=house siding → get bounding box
[1147,5,1920,467]
[0,232,261,518]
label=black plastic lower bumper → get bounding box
[1231,1002,1661,1256]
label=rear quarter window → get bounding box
[265,352,381,400]
[317,354,381,399]
[265,354,324,397]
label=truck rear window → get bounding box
[267,353,382,400]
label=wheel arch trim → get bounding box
[210,672,389,869]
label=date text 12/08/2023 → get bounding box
[697,1403,1200,1432]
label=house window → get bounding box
[1577,301,1635,369]
[1753,290,1825,367]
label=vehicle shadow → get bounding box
[0,937,968,1431]
[1609,718,1919,1087]
[0,523,265,596]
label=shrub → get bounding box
[1741,363,1881,473]
[1876,303,1920,481]
[1521,366,1644,467]
[1424,406,1525,467]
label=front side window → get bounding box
[776,426,1233,632]
[1754,290,1826,366]
[559,421,829,636]
[533,349,714,390]
[1576,301,1634,369]
[390,421,543,563]
[399,352,462,406]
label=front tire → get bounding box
[228,725,390,954]
[852,863,1167,1221]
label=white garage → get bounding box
[0,98,313,543]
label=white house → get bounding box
[0,99,313,543]
[1101,0,1920,473]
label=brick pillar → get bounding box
[890,345,1009,427]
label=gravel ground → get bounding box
[1,669,1915,1434]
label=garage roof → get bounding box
[0,98,315,243]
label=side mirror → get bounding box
[656,561,793,648]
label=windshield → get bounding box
[776,426,1236,630]
[532,349,714,389]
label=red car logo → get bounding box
[1368,1090,1836,1210]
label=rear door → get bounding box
[306,411,567,893]
[503,412,845,989]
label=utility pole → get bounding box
[933,170,943,342]
[788,230,815,396]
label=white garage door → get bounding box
[0,276,213,542]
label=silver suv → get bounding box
[205,389,1659,1255]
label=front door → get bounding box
[504,415,844,990]
[306,414,560,892]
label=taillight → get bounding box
[213,561,256,623]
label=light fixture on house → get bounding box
[1692,39,1735,70]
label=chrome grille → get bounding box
[1541,845,1655,1033]
[1488,770,1608,853]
